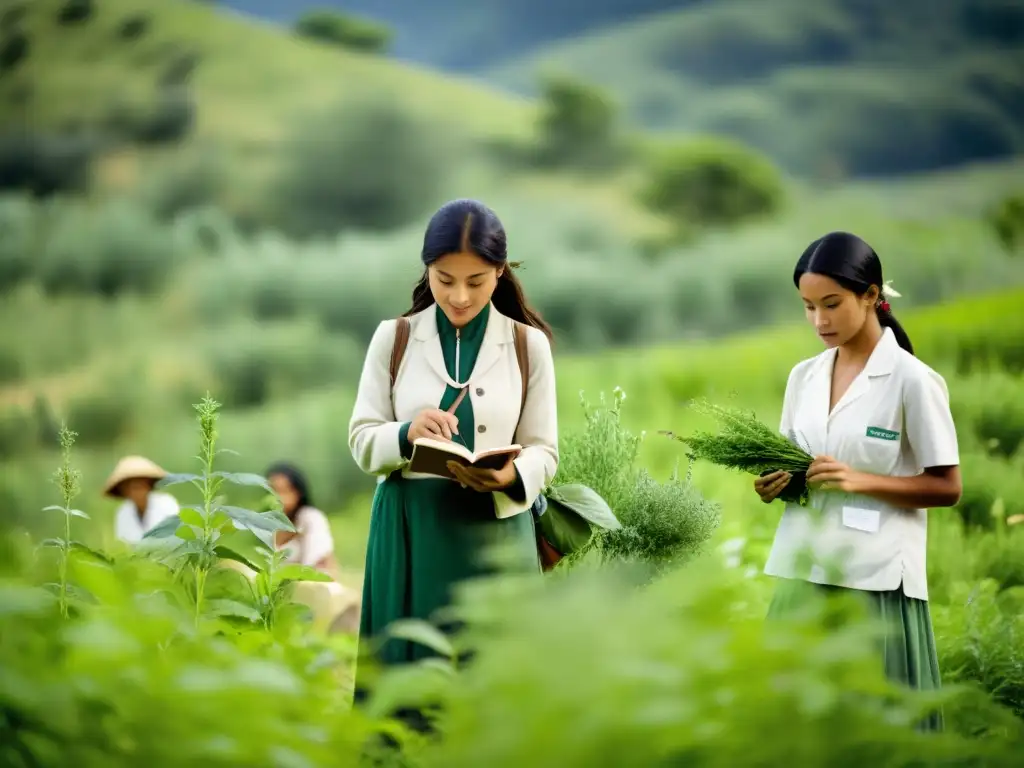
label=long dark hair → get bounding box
[403,199,553,341]
[265,461,312,519]
[793,231,913,355]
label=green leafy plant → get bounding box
[553,388,720,573]
[38,423,106,618]
[142,395,308,626]
[663,398,813,505]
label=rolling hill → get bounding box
[487,0,1024,177]
[221,0,698,70]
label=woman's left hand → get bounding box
[806,455,867,494]
[447,455,518,493]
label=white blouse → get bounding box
[114,491,181,544]
[763,328,960,600]
[279,506,335,567]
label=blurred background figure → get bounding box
[105,455,180,544]
[267,461,338,576]
[266,461,361,634]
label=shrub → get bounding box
[535,74,622,171]
[206,322,365,410]
[116,13,150,41]
[553,388,721,577]
[140,150,225,222]
[158,49,200,87]
[36,198,180,298]
[638,137,785,233]
[933,579,1024,723]
[955,450,1024,529]
[952,371,1024,458]
[64,389,135,447]
[273,90,456,238]
[133,86,196,144]
[0,28,28,72]
[0,132,94,197]
[56,0,94,26]
[988,192,1024,254]
[0,193,36,292]
[293,9,392,54]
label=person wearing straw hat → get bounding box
[104,455,181,544]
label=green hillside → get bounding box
[4,0,668,231]
[490,0,1024,177]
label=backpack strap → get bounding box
[512,322,530,425]
[389,317,411,389]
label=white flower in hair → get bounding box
[881,280,902,299]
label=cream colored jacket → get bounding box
[348,304,559,519]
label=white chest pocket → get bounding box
[845,420,904,475]
[832,375,906,476]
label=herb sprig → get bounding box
[661,399,814,504]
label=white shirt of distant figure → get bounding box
[266,464,338,575]
[756,233,963,602]
[104,455,181,544]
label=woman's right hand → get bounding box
[408,409,460,443]
[754,470,791,504]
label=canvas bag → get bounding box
[388,316,603,571]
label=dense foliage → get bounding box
[4,380,1024,766]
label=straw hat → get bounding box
[103,455,168,498]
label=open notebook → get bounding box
[408,437,521,481]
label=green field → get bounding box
[2,0,1024,762]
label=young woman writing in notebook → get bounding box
[347,198,558,722]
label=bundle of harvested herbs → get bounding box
[661,399,814,505]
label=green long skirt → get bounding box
[354,472,539,727]
[767,577,944,731]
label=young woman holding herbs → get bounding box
[755,231,962,730]
[347,198,559,722]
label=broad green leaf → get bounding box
[69,542,112,564]
[547,483,621,530]
[214,471,274,493]
[385,618,454,659]
[42,506,89,519]
[142,514,183,539]
[217,505,295,534]
[537,497,594,556]
[175,524,198,541]
[206,598,260,622]
[179,506,206,527]
[216,528,273,572]
[40,537,67,549]
[364,660,454,719]
[157,473,202,488]
[211,510,233,530]
[0,584,56,618]
[275,564,332,585]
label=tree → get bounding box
[536,74,621,171]
[638,137,784,236]
[294,9,392,54]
